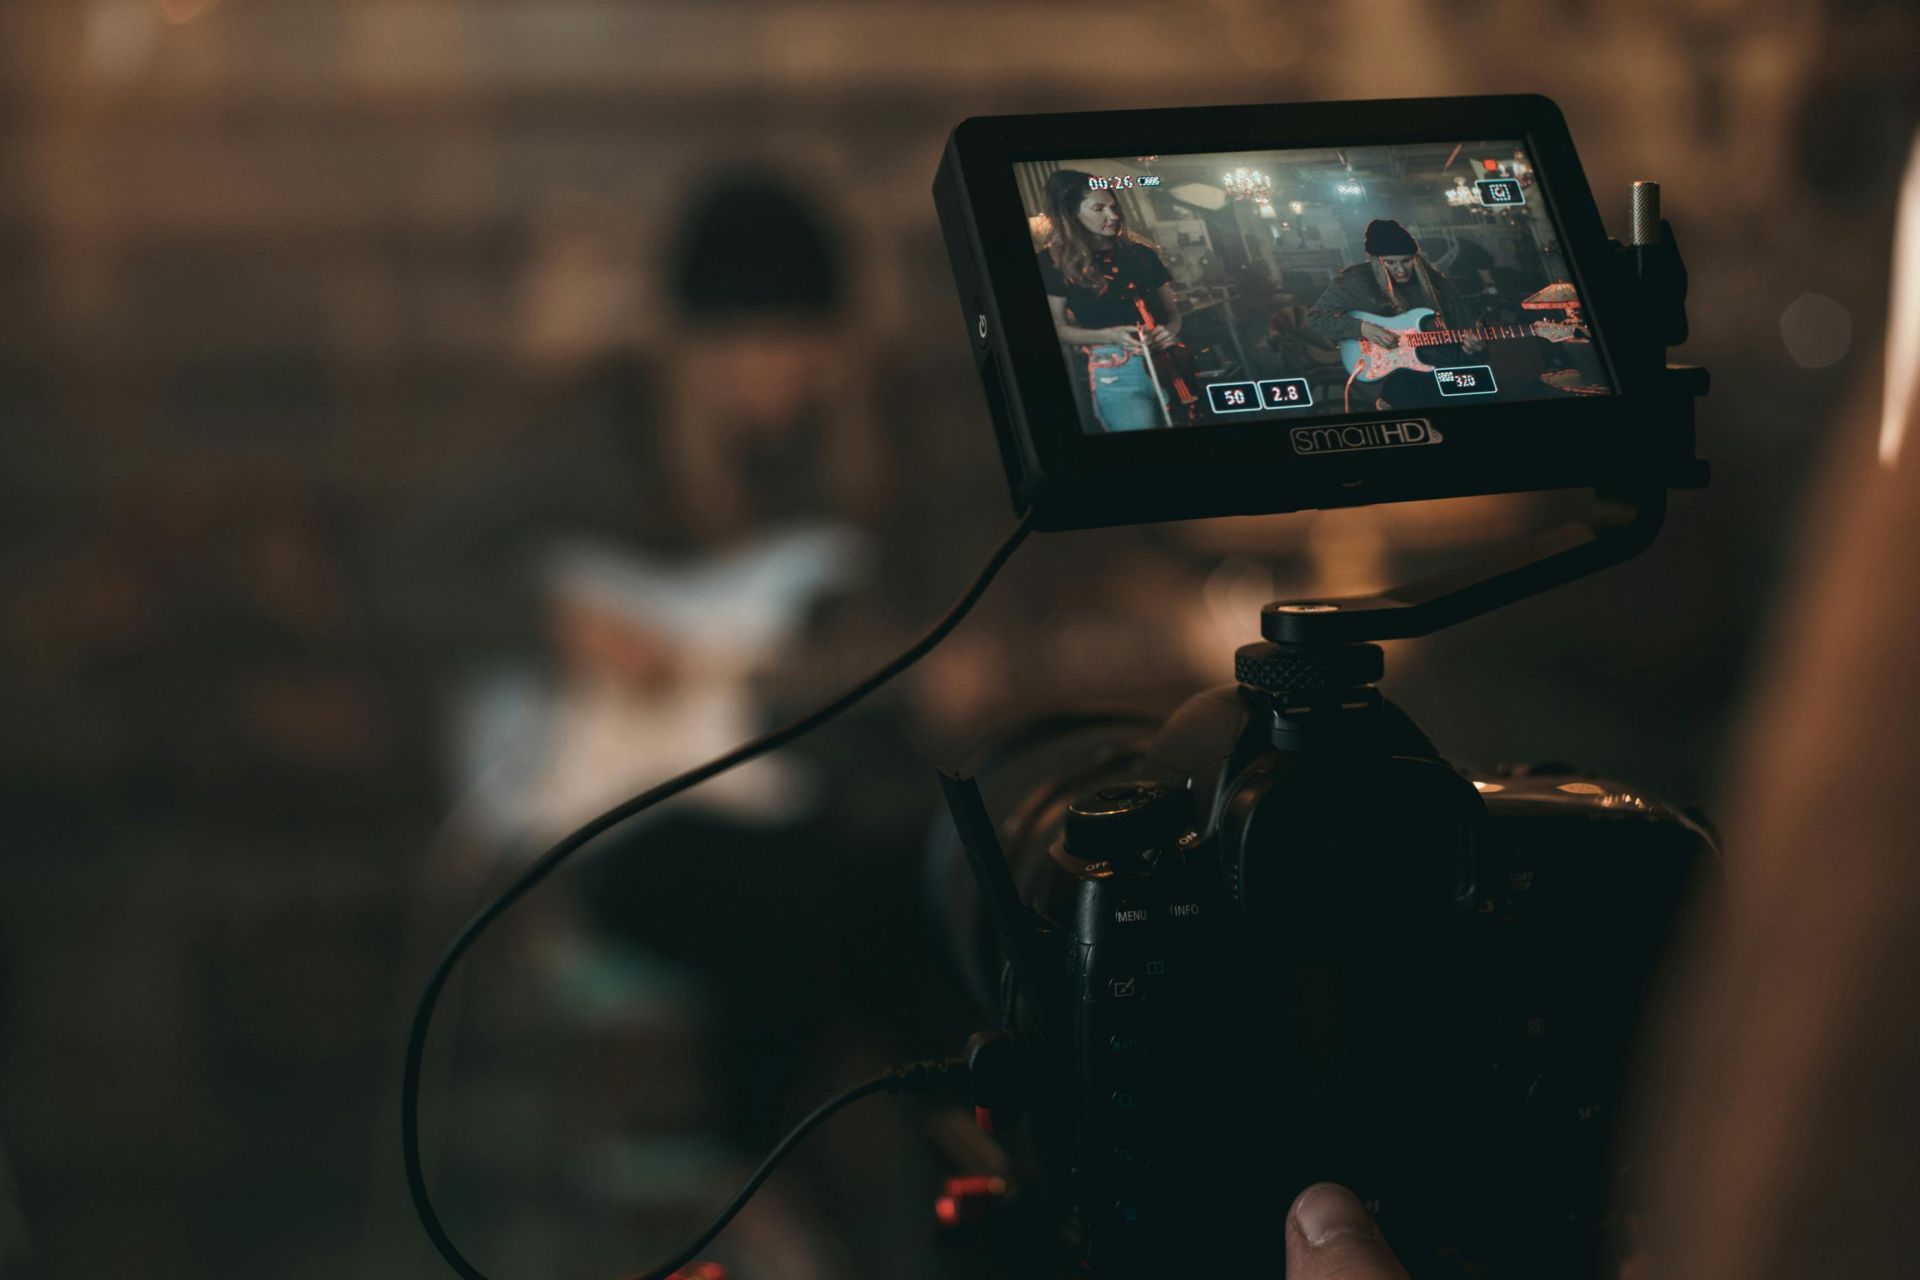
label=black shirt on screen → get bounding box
[1036,240,1174,331]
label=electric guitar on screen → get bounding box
[1338,307,1581,382]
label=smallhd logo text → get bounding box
[1290,419,1444,455]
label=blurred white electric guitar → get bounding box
[459,524,873,843]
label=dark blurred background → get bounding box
[1,2,1915,1276]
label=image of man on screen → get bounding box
[1036,169,1187,431]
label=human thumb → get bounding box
[1284,1182,1410,1280]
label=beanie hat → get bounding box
[666,172,843,321]
[1363,219,1419,256]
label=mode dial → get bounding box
[1063,781,1191,868]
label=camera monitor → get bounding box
[935,96,1698,530]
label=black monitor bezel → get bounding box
[943,95,1687,530]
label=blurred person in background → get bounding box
[449,170,890,842]
[660,173,888,544]
[408,167,947,1277]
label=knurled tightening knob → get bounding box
[1234,641,1383,697]
[1630,180,1660,247]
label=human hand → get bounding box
[1090,326,1141,348]
[1285,1183,1409,1280]
[1358,321,1400,349]
[1145,325,1178,350]
[1459,334,1485,355]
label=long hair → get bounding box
[1042,169,1149,292]
[1370,253,1452,329]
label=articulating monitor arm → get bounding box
[1260,479,1682,648]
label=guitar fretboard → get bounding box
[1400,324,1529,347]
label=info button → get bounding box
[1206,381,1259,414]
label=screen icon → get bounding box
[1206,381,1260,414]
[1476,178,1525,207]
[1434,365,1498,396]
[1256,378,1313,410]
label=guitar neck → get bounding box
[1405,323,1527,346]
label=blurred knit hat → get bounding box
[665,171,844,321]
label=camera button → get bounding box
[1163,897,1206,925]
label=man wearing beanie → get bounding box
[1308,218,1479,409]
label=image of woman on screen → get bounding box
[1037,169,1184,432]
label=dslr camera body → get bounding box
[938,668,1715,1278]
[929,97,1714,1277]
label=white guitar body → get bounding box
[1336,308,1444,382]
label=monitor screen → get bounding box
[1013,141,1612,435]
